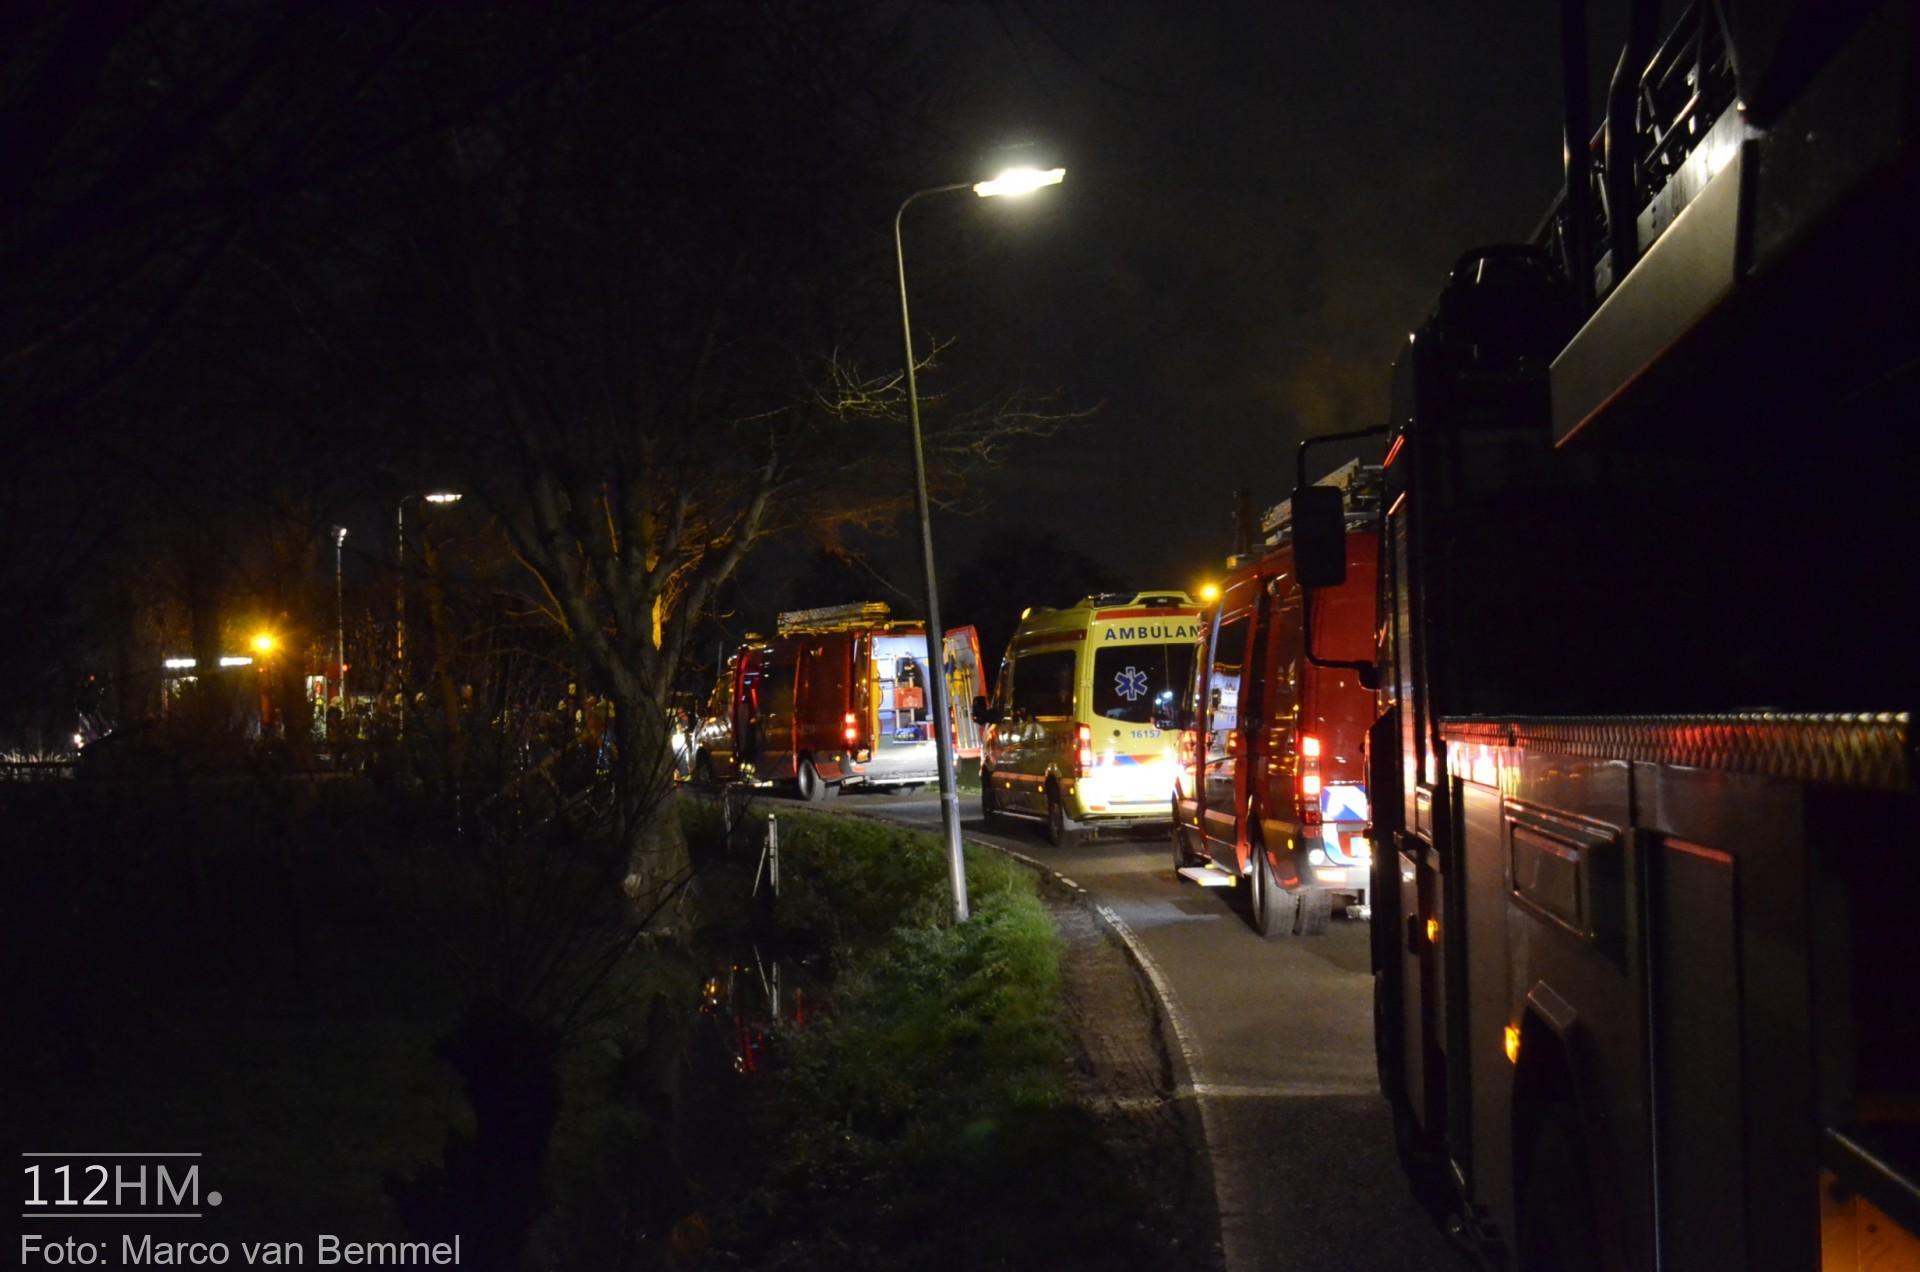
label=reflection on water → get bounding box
[701,945,819,1076]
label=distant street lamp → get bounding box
[894,165,1066,924]
[396,490,461,732]
[332,525,348,735]
[250,630,278,732]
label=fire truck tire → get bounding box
[797,757,830,803]
[1297,886,1333,936]
[1044,782,1077,847]
[1171,814,1200,870]
[1516,1101,1602,1272]
[1253,842,1300,939]
[1373,970,1398,1099]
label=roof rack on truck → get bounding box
[1075,591,1193,610]
[775,601,893,635]
[1260,459,1382,544]
[1533,1,1743,308]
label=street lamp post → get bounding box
[893,165,1065,924]
[395,490,461,734]
[250,630,278,733]
[332,526,348,736]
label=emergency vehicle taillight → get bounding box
[1075,723,1094,776]
[1299,733,1322,824]
[842,711,858,746]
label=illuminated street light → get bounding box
[332,526,349,739]
[250,631,278,656]
[972,166,1066,199]
[424,491,462,505]
[1198,582,1221,603]
[894,163,1066,924]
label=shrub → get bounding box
[717,812,1159,1270]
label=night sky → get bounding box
[5,0,1591,686]
[880,1,1568,592]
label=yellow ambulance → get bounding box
[972,591,1202,844]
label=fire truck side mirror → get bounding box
[1292,486,1348,588]
[971,695,1002,726]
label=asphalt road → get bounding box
[839,787,1467,1272]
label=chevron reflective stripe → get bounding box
[1320,782,1369,822]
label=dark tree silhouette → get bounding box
[323,2,1086,921]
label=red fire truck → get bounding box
[690,603,981,799]
[1164,463,1381,938]
[1289,4,1920,1268]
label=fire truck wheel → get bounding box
[1171,814,1199,870]
[1516,1101,1602,1272]
[1253,842,1300,939]
[1377,975,1451,1221]
[1297,886,1333,936]
[797,757,831,803]
[1044,782,1077,846]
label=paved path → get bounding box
[840,788,1466,1272]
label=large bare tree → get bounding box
[354,2,1087,925]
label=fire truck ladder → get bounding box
[1260,459,1384,546]
[775,601,893,635]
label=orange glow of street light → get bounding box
[250,631,277,656]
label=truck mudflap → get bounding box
[1442,712,1911,791]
